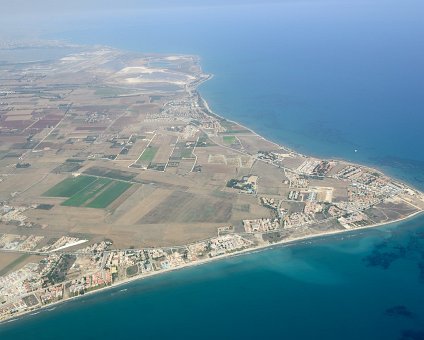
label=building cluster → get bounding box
[331,165,415,212]
[0,241,111,320]
[146,93,227,135]
[256,150,296,165]
[181,125,199,139]
[0,233,43,251]
[77,241,111,255]
[336,166,402,197]
[187,242,208,259]
[283,212,314,228]
[287,189,328,203]
[259,196,287,219]
[337,166,370,181]
[39,284,63,304]
[346,185,380,209]
[0,298,33,320]
[256,151,279,162]
[297,159,321,175]
[68,271,112,297]
[310,160,334,177]
[327,205,344,217]
[199,120,226,134]
[303,201,324,215]
[150,95,203,122]
[39,254,63,279]
[338,212,368,229]
[0,263,42,319]
[107,134,137,150]
[0,263,40,300]
[296,159,333,177]
[0,205,32,226]
[217,225,234,235]
[208,235,252,257]
[243,218,280,233]
[158,251,186,270]
[287,172,309,189]
[259,197,279,210]
[288,190,302,201]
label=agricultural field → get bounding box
[196,133,214,147]
[87,181,133,208]
[169,141,195,161]
[151,134,178,164]
[181,148,194,159]
[62,178,112,207]
[137,146,158,163]
[139,191,233,224]
[42,176,97,197]
[219,120,249,133]
[0,44,418,261]
[83,167,138,181]
[44,175,133,209]
[94,86,133,98]
[223,135,237,145]
[116,137,150,161]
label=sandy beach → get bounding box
[3,204,422,325]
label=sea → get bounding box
[1,1,424,339]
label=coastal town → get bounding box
[0,43,423,323]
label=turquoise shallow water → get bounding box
[1,215,424,339]
[1,1,424,338]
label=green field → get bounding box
[223,136,237,145]
[94,87,130,97]
[84,166,137,181]
[43,176,97,197]
[87,181,132,208]
[137,146,158,163]
[45,174,134,209]
[181,148,194,158]
[62,178,112,207]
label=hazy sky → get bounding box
[1,0,414,41]
[0,0,307,39]
[2,0,289,15]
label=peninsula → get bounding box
[0,43,423,323]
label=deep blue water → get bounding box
[46,0,424,190]
[1,1,424,338]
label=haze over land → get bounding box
[1,0,424,337]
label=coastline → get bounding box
[1,51,423,326]
[197,85,424,193]
[3,207,423,326]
